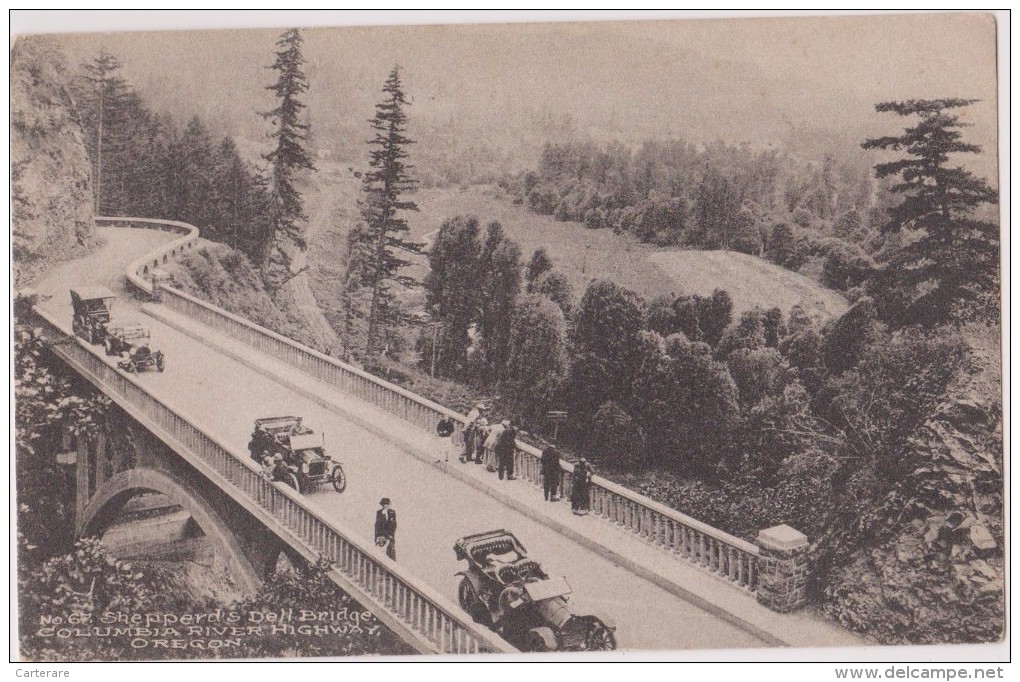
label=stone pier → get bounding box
[756,524,810,613]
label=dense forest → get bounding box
[70,52,277,268]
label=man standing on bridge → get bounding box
[541,445,562,501]
[495,419,518,481]
[375,498,397,560]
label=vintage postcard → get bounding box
[10,11,1004,664]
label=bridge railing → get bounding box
[97,216,200,295]
[34,307,515,655]
[113,216,760,592]
[157,284,761,592]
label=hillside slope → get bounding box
[414,185,847,320]
[165,243,322,351]
[11,37,96,286]
[649,250,848,318]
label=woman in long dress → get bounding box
[570,458,594,515]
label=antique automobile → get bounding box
[104,322,151,355]
[116,342,166,373]
[248,416,347,494]
[70,286,117,345]
[453,529,617,652]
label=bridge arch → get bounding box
[78,467,263,595]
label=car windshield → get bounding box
[297,449,321,462]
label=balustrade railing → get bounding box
[34,307,514,655]
[97,216,200,295]
[115,216,761,593]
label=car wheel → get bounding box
[582,619,616,651]
[330,465,347,493]
[284,473,302,494]
[457,578,491,627]
[156,354,165,372]
[104,338,115,356]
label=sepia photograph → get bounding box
[9,10,1006,668]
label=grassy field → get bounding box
[648,250,848,318]
[306,177,848,327]
[414,184,847,319]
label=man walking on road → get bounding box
[375,498,397,560]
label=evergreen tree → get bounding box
[532,270,573,316]
[476,223,522,378]
[262,28,315,275]
[863,99,999,326]
[178,116,219,233]
[525,247,553,289]
[355,66,423,357]
[502,294,567,424]
[424,215,483,376]
[700,288,734,347]
[77,51,120,211]
[563,280,645,433]
[77,51,147,213]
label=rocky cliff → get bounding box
[823,326,1004,644]
[11,37,96,285]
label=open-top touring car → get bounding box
[454,529,616,652]
[249,416,347,494]
[104,323,165,373]
[104,322,149,356]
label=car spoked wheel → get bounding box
[156,354,165,372]
[285,473,302,494]
[331,465,347,493]
[582,619,616,651]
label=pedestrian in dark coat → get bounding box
[541,445,562,501]
[495,419,517,480]
[570,458,594,515]
[375,498,397,560]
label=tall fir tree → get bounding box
[476,222,522,378]
[863,99,999,326]
[77,52,132,214]
[354,66,423,358]
[424,215,484,377]
[262,28,315,277]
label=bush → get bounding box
[822,241,874,291]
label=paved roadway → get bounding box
[34,227,769,652]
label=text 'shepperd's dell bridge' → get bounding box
[29,216,847,654]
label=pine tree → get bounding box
[863,99,999,326]
[77,52,132,214]
[262,28,315,275]
[476,222,521,378]
[355,66,423,358]
[525,247,553,289]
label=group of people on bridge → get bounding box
[450,403,595,515]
